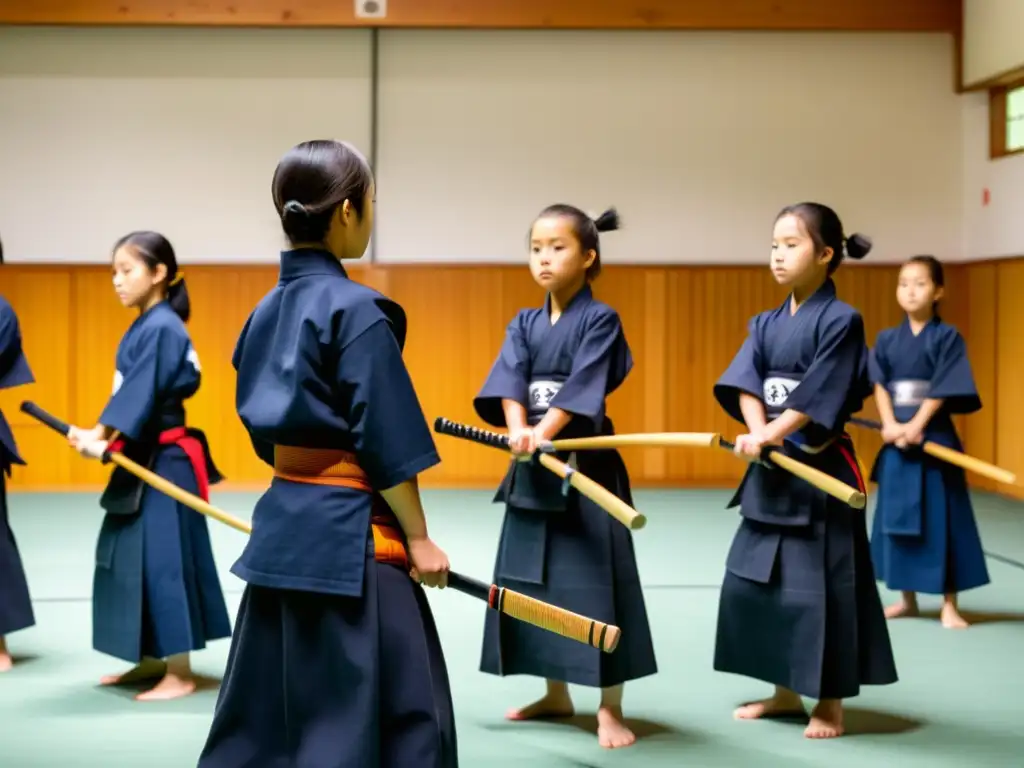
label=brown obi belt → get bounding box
[273,446,408,569]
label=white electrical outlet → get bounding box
[355,0,387,19]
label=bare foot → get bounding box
[100,658,166,686]
[734,689,806,720]
[884,598,919,619]
[597,706,636,748]
[941,603,969,629]
[135,672,197,701]
[805,699,844,738]
[505,693,575,721]
[0,652,12,673]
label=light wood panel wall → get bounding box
[5,259,1015,495]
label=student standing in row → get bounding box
[869,255,988,629]
[713,202,898,739]
[474,204,657,750]
[68,232,231,701]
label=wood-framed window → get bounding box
[990,76,1024,159]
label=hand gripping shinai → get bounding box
[713,434,866,509]
[432,417,647,530]
[434,417,866,511]
[849,416,1017,485]
[509,427,867,508]
[21,401,621,654]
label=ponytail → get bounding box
[167,275,191,323]
[592,207,620,234]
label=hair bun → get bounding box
[282,200,308,217]
[593,207,620,233]
[845,233,872,260]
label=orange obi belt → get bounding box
[273,446,408,569]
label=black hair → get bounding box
[0,234,4,265]
[775,202,871,275]
[903,254,945,317]
[112,231,190,323]
[272,139,373,246]
[533,204,620,280]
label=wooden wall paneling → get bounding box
[387,265,529,487]
[662,268,699,484]
[665,267,782,486]
[67,267,132,487]
[994,260,1024,499]
[960,264,998,492]
[590,267,658,479]
[182,266,279,487]
[0,260,1014,496]
[638,269,669,481]
[0,0,961,32]
[0,267,74,488]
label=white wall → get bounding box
[961,0,1024,258]
[377,30,961,265]
[963,0,1024,88]
[0,28,963,265]
[0,27,372,263]
[961,91,1024,259]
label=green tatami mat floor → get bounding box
[1,489,1022,766]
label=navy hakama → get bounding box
[198,249,457,768]
[475,285,657,688]
[868,318,990,595]
[0,473,34,638]
[0,296,36,638]
[202,560,456,768]
[91,301,231,663]
[93,441,232,662]
[713,279,897,700]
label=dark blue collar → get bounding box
[806,277,836,304]
[784,277,836,313]
[900,314,940,335]
[544,284,593,319]
[279,248,348,282]
[128,299,172,331]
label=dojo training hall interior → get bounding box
[1,1,1023,766]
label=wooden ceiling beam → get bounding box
[0,0,960,32]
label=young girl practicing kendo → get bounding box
[67,232,231,701]
[713,202,898,739]
[474,204,657,750]
[198,139,457,768]
[0,278,37,672]
[869,255,988,629]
